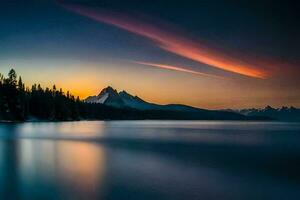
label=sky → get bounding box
[0,0,299,109]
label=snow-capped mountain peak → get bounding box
[86,86,124,107]
[99,86,118,96]
[85,86,152,108]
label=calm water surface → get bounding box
[0,121,300,200]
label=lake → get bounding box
[0,121,300,200]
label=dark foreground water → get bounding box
[0,121,300,200]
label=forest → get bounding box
[0,69,83,121]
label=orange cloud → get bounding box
[61,3,269,79]
[134,61,223,78]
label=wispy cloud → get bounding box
[60,3,269,79]
[134,61,223,79]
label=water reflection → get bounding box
[0,136,106,200]
[16,121,107,139]
[55,141,106,197]
[0,125,21,200]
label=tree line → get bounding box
[0,69,81,121]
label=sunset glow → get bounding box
[1,1,299,109]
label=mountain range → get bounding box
[85,86,300,121]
